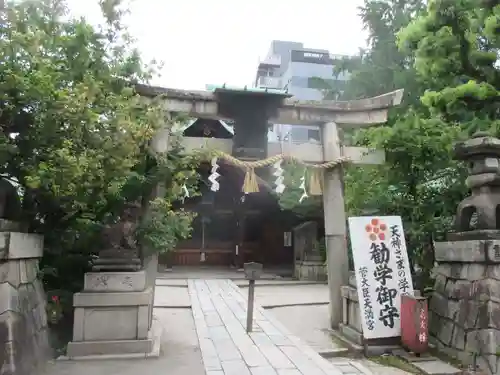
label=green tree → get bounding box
[0,0,199,317]
[341,0,500,285]
[398,0,500,133]
[390,0,500,279]
[334,0,426,109]
[323,0,472,284]
[277,163,323,220]
[279,0,431,242]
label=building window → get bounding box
[290,127,321,142]
[307,129,321,142]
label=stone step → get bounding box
[393,349,462,375]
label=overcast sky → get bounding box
[65,0,367,90]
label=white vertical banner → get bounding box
[348,216,413,339]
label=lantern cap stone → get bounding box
[454,132,500,160]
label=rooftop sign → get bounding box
[290,50,334,65]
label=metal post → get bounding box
[246,279,256,333]
[201,216,206,263]
[243,262,262,333]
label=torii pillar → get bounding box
[322,121,347,328]
[135,84,404,329]
[275,91,404,328]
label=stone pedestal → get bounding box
[430,239,500,375]
[66,270,157,358]
[0,228,51,375]
[340,272,363,345]
[143,254,158,329]
[340,271,420,347]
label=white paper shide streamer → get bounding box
[299,171,308,203]
[208,157,220,192]
[273,160,285,194]
[181,183,189,203]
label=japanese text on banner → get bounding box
[348,216,414,339]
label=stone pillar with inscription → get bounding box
[66,202,159,359]
[431,132,500,375]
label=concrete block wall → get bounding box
[0,232,51,375]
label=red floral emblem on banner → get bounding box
[365,218,387,242]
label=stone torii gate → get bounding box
[140,84,404,328]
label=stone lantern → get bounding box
[452,131,500,238]
[431,132,500,375]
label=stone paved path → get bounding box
[46,278,413,375]
[44,307,204,375]
[188,279,373,375]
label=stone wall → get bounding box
[0,230,51,375]
[430,239,500,375]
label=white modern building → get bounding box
[255,40,351,144]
